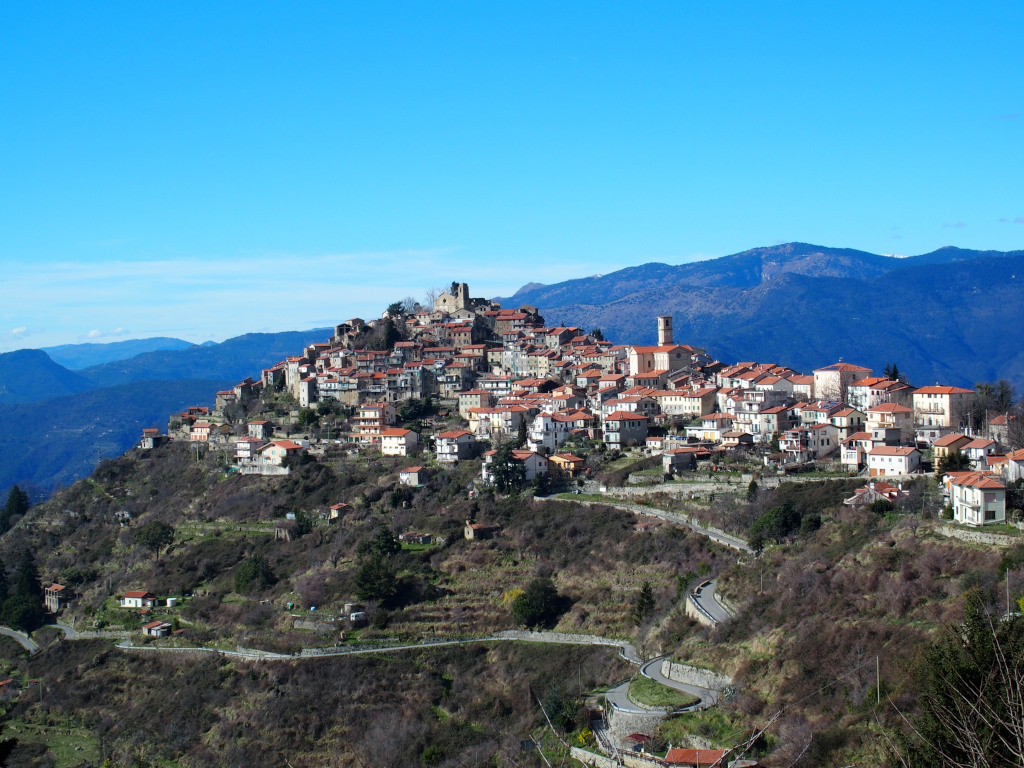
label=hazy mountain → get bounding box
[43,336,195,369]
[0,349,96,405]
[0,327,332,497]
[500,243,1024,390]
[0,378,231,500]
[79,329,332,388]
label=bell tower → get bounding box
[657,315,673,346]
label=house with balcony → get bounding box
[948,472,1006,526]
[603,411,648,450]
[962,438,998,470]
[913,385,975,428]
[866,403,915,444]
[840,432,873,471]
[548,452,585,478]
[435,429,478,463]
[352,402,397,444]
[235,436,266,462]
[781,423,839,463]
[482,449,549,483]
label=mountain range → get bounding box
[0,328,330,499]
[497,243,1024,390]
[42,336,196,370]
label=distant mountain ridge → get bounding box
[0,349,95,404]
[43,336,195,369]
[0,327,331,497]
[497,243,1024,390]
[77,328,332,388]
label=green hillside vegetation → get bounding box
[0,433,1020,766]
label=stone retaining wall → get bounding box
[685,594,717,627]
[605,707,668,742]
[660,661,732,691]
[293,619,338,633]
[937,525,1018,548]
[571,747,663,768]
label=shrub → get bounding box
[511,577,562,628]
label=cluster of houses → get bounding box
[140,282,1020,526]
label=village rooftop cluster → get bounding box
[147,282,1022,528]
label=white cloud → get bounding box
[0,247,613,350]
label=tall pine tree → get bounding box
[1,486,29,533]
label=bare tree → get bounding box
[423,286,444,310]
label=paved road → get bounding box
[692,579,734,626]
[640,656,719,708]
[603,655,719,715]
[0,627,38,654]
[114,629,645,664]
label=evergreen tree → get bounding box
[516,418,527,448]
[366,526,402,559]
[2,486,29,533]
[937,448,971,475]
[896,592,1024,767]
[490,443,526,494]
[632,581,656,626]
[235,554,274,594]
[746,479,759,502]
[354,555,399,605]
[511,577,561,628]
[2,549,43,631]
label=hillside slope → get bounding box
[0,349,96,405]
[0,379,230,499]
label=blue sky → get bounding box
[2,3,1022,351]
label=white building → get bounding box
[948,472,1006,526]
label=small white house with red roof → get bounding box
[399,466,428,487]
[867,445,922,477]
[261,440,305,466]
[380,428,418,457]
[121,591,158,609]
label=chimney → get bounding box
[657,315,673,345]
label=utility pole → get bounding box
[1007,568,1012,619]
[876,655,880,706]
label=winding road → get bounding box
[692,579,734,626]
[0,627,38,653]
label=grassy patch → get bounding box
[628,675,700,709]
[658,708,741,748]
[4,718,100,767]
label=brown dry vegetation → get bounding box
[0,440,1013,767]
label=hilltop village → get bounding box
[159,282,1022,527]
[5,283,1024,768]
